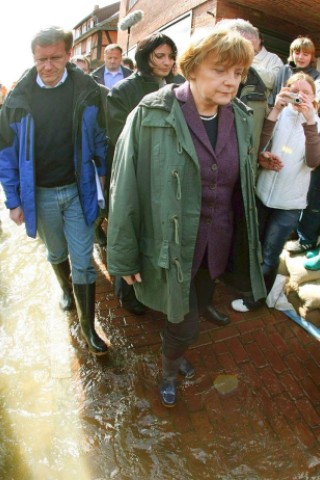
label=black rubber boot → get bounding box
[51,260,74,311]
[73,283,108,356]
[160,354,182,407]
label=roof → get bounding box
[230,0,320,42]
[73,2,120,29]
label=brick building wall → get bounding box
[117,0,320,61]
[117,0,214,49]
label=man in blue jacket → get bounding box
[0,26,108,356]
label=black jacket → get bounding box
[91,64,132,87]
[106,72,164,145]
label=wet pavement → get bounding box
[0,203,320,479]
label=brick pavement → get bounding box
[94,249,320,479]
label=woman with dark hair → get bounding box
[106,32,177,146]
[105,32,177,316]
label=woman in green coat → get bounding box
[107,28,266,407]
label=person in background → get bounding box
[0,82,8,109]
[171,63,185,84]
[106,32,178,317]
[301,223,320,270]
[91,44,132,246]
[273,36,320,100]
[286,159,320,261]
[215,18,282,178]
[232,72,320,312]
[0,26,109,356]
[122,56,135,72]
[274,36,320,258]
[107,28,265,406]
[252,29,284,102]
[72,54,110,248]
[91,44,132,89]
[70,54,90,74]
[217,19,283,102]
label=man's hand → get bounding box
[9,207,24,226]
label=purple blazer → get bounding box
[174,82,240,279]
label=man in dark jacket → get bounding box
[91,43,132,247]
[91,44,132,89]
[0,26,109,356]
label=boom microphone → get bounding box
[118,10,144,31]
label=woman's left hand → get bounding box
[259,151,283,171]
[296,92,316,124]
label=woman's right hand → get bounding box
[122,273,142,285]
[273,87,292,112]
[268,87,291,121]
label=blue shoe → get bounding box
[160,380,177,407]
[306,247,320,259]
[304,254,320,271]
[179,358,195,379]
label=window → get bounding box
[160,13,192,58]
[126,12,192,60]
[86,37,92,54]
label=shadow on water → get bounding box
[0,191,320,480]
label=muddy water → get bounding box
[0,195,319,480]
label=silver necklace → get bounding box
[200,112,218,121]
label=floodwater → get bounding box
[0,196,320,480]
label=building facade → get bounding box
[116,0,320,63]
[72,2,120,71]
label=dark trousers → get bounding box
[297,167,320,246]
[115,276,138,303]
[162,268,216,359]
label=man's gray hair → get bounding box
[215,18,259,39]
[31,26,73,54]
[104,43,123,54]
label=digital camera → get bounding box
[285,92,302,105]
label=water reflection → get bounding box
[0,194,319,479]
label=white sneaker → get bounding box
[231,299,250,313]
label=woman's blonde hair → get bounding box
[178,28,254,81]
[288,36,316,65]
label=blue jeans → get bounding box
[257,198,301,274]
[297,166,320,246]
[36,183,96,284]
